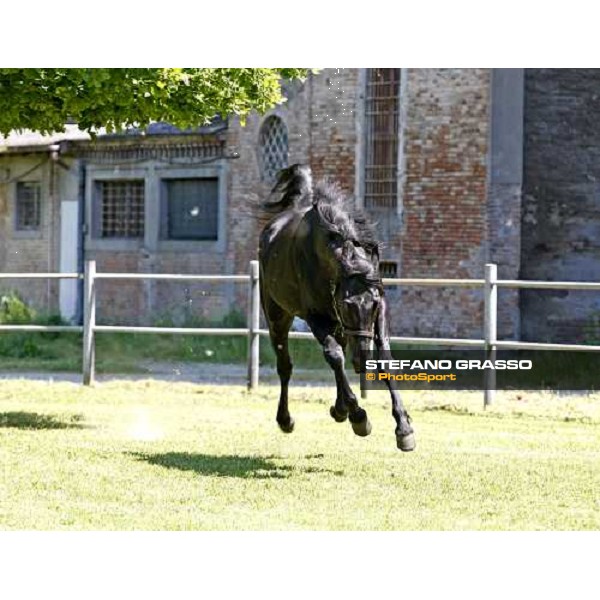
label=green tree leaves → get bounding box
[0,68,310,136]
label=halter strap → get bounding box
[343,328,375,339]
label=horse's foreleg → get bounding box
[382,372,415,451]
[375,297,415,451]
[329,334,349,423]
[308,317,371,437]
[329,369,349,423]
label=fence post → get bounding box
[361,339,372,400]
[483,263,498,407]
[247,260,260,390]
[83,259,96,386]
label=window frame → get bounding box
[156,166,226,253]
[93,178,146,240]
[14,180,43,235]
[86,167,147,252]
[159,177,220,242]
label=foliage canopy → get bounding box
[0,68,310,136]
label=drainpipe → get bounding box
[47,146,57,314]
[77,159,86,325]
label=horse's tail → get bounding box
[261,164,313,214]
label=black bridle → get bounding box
[331,283,377,339]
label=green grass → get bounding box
[0,331,327,373]
[0,304,327,372]
[1,380,599,530]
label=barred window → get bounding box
[364,68,401,209]
[260,116,288,182]
[379,260,399,289]
[379,261,398,278]
[96,180,145,239]
[161,178,219,241]
[15,181,41,231]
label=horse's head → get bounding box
[333,240,383,373]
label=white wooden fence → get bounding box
[2,260,600,406]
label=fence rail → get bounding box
[93,274,250,282]
[2,260,600,406]
[0,273,81,280]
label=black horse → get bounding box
[259,164,415,451]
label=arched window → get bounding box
[259,116,288,182]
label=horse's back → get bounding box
[259,208,315,316]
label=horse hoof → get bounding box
[330,405,348,423]
[278,417,295,434]
[396,433,416,452]
[351,417,372,437]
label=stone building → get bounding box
[0,68,599,343]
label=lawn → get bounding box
[0,380,599,530]
[0,330,326,373]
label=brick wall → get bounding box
[307,69,359,193]
[227,68,495,338]
[521,68,600,343]
[398,69,491,338]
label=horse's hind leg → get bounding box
[265,302,295,433]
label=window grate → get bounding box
[380,260,399,288]
[99,180,145,238]
[260,116,289,183]
[379,261,398,278]
[16,181,41,231]
[364,68,401,209]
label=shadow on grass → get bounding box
[0,411,88,430]
[131,452,343,479]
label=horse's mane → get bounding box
[312,181,379,254]
[262,164,380,254]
